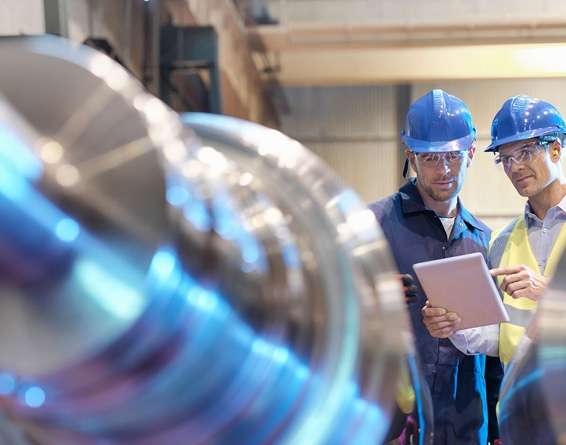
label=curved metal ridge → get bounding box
[0,35,418,444]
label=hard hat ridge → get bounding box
[401,89,476,154]
[485,95,566,152]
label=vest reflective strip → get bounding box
[503,303,535,328]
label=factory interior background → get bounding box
[3,1,566,444]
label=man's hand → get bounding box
[421,300,462,338]
[400,273,418,304]
[490,265,548,301]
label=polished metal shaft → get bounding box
[0,35,423,444]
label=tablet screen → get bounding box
[413,252,509,330]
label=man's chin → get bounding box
[513,183,533,197]
[429,184,459,202]
[430,190,458,202]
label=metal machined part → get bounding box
[0,35,425,444]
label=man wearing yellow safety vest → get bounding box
[422,94,566,375]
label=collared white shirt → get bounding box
[448,192,566,360]
[525,194,566,272]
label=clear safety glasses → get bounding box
[494,142,549,169]
[413,150,468,168]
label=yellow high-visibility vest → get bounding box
[497,216,566,366]
[395,361,415,414]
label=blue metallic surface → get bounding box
[0,35,416,444]
[0,115,391,443]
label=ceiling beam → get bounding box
[256,43,566,86]
[249,19,566,51]
[249,19,566,86]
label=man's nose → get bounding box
[437,157,451,173]
[506,157,524,172]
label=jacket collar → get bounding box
[399,178,485,232]
[399,178,428,215]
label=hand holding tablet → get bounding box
[414,252,509,330]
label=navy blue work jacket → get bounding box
[369,179,492,445]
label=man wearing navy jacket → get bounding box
[370,90,502,445]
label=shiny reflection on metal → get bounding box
[498,254,566,445]
[499,341,558,445]
[183,113,433,444]
[0,34,419,444]
[407,355,434,445]
[538,254,566,445]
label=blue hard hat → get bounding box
[401,89,476,153]
[485,95,566,152]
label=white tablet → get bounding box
[413,252,509,330]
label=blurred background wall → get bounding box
[280,80,566,229]
[4,0,566,229]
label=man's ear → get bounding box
[405,149,417,173]
[550,140,562,163]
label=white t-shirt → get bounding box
[439,216,456,238]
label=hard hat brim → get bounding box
[402,133,474,153]
[484,126,566,152]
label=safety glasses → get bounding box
[494,142,549,169]
[413,150,468,168]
